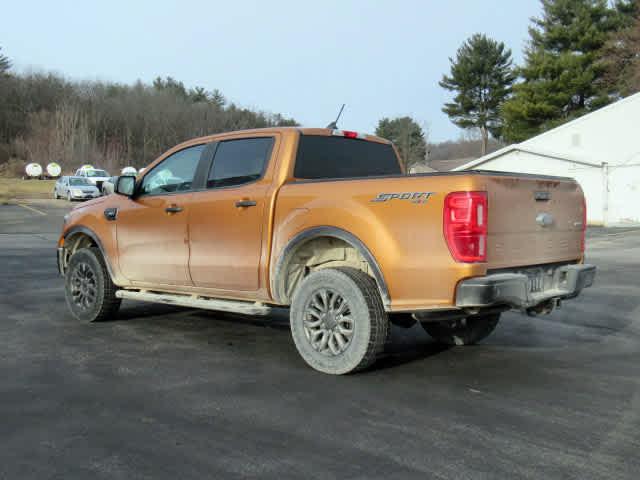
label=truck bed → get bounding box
[274,170,584,310]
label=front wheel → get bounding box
[290,267,389,375]
[64,247,121,322]
[421,313,500,346]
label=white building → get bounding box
[455,93,640,226]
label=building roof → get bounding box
[428,157,475,171]
[455,92,640,171]
[453,144,602,171]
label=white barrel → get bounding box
[46,162,62,178]
[121,166,137,176]
[25,163,43,178]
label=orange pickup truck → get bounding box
[58,127,596,374]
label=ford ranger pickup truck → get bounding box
[57,127,596,374]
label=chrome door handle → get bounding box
[165,205,183,213]
[235,200,257,208]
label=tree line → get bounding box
[1,0,638,175]
[0,52,295,175]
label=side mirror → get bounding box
[115,175,136,197]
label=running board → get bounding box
[115,290,273,316]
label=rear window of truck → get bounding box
[294,135,401,179]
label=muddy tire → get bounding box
[421,313,500,346]
[290,267,389,375]
[64,247,121,322]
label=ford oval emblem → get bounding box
[536,212,554,227]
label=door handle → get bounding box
[165,205,183,213]
[235,200,257,208]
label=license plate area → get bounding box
[488,262,576,295]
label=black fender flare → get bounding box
[271,226,390,307]
[63,226,116,280]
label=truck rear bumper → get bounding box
[455,264,596,309]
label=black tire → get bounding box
[290,267,389,375]
[64,247,121,322]
[421,313,500,346]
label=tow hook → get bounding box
[526,298,562,316]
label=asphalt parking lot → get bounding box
[1,200,639,480]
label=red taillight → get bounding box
[581,196,587,253]
[443,191,488,263]
[331,129,363,139]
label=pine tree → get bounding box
[0,47,10,75]
[375,117,427,170]
[600,2,640,96]
[502,0,631,142]
[439,34,515,156]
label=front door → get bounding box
[188,136,275,291]
[116,144,206,285]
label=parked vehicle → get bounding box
[54,176,101,201]
[74,167,111,193]
[45,162,62,179]
[24,163,43,180]
[57,127,596,374]
[101,176,119,196]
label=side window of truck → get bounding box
[207,137,274,188]
[139,144,206,196]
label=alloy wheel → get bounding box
[303,288,355,356]
[69,262,97,310]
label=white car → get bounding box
[53,176,101,201]
[74,168,111,193]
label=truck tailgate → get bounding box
[485,174,584,269]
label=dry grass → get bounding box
[0,178,56,204]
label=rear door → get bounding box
[484,174,585,268]
[115,144,207,285]
[188,135,276,290]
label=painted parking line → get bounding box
[16,203,47,216]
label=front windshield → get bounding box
[70,178,92,186]
[86,170,108,177]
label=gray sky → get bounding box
[3,0,540,142]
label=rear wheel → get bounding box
[421,313,500,346]
[64,247,121,322]
[290,267,389,375]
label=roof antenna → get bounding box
[326,104,346,130]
